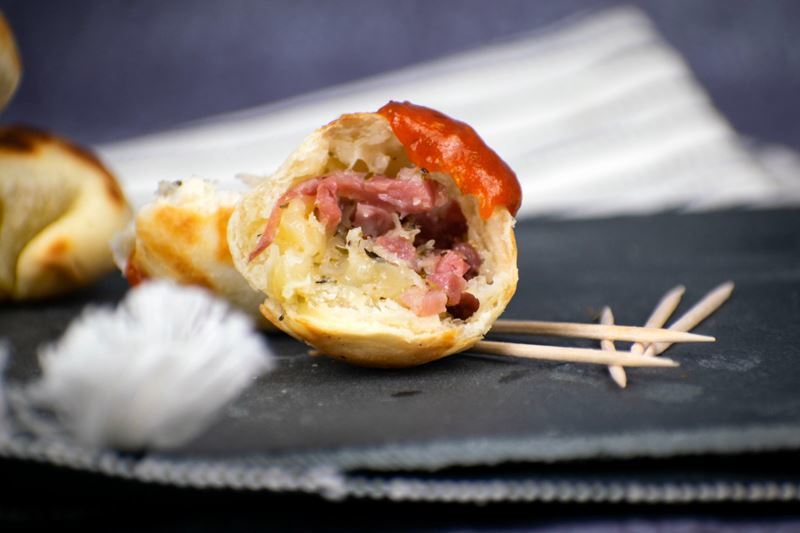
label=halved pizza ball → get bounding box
[228,102,520,367]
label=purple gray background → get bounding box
[1,0,799,150]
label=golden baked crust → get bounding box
[119,179,268,325]
[229,112,518,367]
[0,125,132,300]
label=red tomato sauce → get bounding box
[377,101,521,219]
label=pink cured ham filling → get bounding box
[249,169,444,260]
[400,286,448,317]
[250,168,483,319]
[374,234,418,268]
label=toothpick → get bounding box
[473,340,679,368]
[645,281,735,356]
[631,285,686,355]
[489,319,713,344]
[600,307,627,388]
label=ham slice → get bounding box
[427,251,470,306]
[412,249,481,318]
[374,234,417,267]
[314,179,342,230]
[249,170,446,261]
[248,178,321,261]
[400,286,447,316]
[452,242,482,279]
[354,203,395,238]
[249,167,481,320]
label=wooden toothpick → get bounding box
[489,319,713,344]
[645,281,734,356]
[473,340,679,368]
[600,306,627,388]
[631,285,686,355]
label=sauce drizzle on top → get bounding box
[377,101,521,219]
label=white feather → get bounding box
[29,281,273,450]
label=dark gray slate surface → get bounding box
[2,209,799,469]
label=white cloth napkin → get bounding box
[97,7,800,218]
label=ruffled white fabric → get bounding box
[99,7,800,216]
[26,281,273,450]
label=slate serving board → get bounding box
[1,209,799,501]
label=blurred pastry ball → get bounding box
[0,12,21,110]
[116,178,269,326]
[0,125,132,300]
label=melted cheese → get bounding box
[265,197,424,310]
